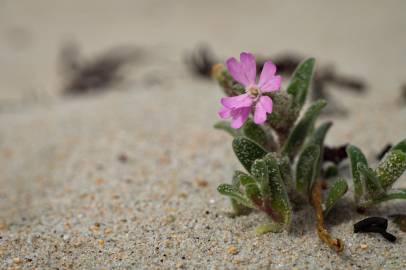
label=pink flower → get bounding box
[218,52,281,129]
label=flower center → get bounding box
[246,85,261,97]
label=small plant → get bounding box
[347,140,406,209]
[212,52,406,252]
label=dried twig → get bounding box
[311,181,344,252]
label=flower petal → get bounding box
[240,52,256,85]
[258,60,281,92]
[254,96,273,124]
[231,107,251,129]
[218,106,232,119]
[259,95,273,113]
[226,57,250,86]
[221,94,253,109]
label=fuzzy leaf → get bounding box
[309,122,333,147]
[217,184,253,208]
[282,100,327,160]
[296,144,320,196]
[357,163,384,198]
[239,174,257,186]
[323,178,348,216]
[255,222,284,234]
[287,58,316,109]
[372,189,406,204]
[214,121,240,137]
[242,119,268,147]
[230,171,252,215]
[308,121,333,179]
[346,145,368,202]
[375,150,406,190]
[278,155,293,188]
[232,137,267,173]
[251,159,271,200]
[245,183,262,203]
[264,154,292,227]
[392,139,406,154]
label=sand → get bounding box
[0,1,405,269]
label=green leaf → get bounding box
[230,171,252,215]
[251,159,271,200]
[346,145,368,202]
[263,154,292,227]
[281,100,327,160]
[239,174,257,186]
[277,155,293,188]
[392,139,406,154]
[245,183,262,203]
[308,121,333,179]
[287,58,316,109]
[375,150,406,190]
[323,178,348,216]
[217,184,253,208]
[372,189,406,204]
[309,122,332,147]
[255,222,284,234]
[357,163,384,198]
[241,119,268,147]
[296,144,320,196]
[232,137,267,173]
[214,121,240,137]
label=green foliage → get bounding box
[264,154,292,227]
[214,56,406,239]
[287,58,316,109]
[296,144,320,196]
[242,119,268,148]
[375,150,406,190]
[347,143,406,207]
[232,137,267,173]
[323,178,348,216]
[346,145,368,202]
[281,100,327,160]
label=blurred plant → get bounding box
[59,41,142,95]
[212,52,405,252]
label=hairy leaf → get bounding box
[346,145,368,202]
[230,171,252,215]
[392,139,406,154]
[372,189,406,204]
[287,58,316,109]
[375,150,406,190]
[264,154,292,227]
[217,184,253,208]
[242,119,268,147]
[357,163,384,198]
[296,144,320,196]
[323,178,348,216]
[282,100,327,160]
[232,137,267,173]
[251,159,271,200]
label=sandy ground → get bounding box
[0,1,406,269]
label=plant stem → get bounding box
[311,181,344,252]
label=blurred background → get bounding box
[0,1,405,268]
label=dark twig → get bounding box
[185,46,218,79]
[376,144,392,161]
